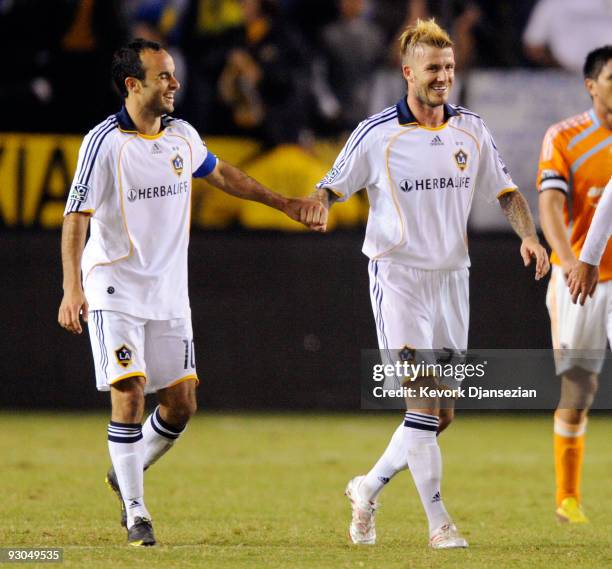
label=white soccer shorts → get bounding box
[546,265,612,375]
[368,260,469,387]
[87,310,198,394]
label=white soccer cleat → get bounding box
[345,475,378,545]
[429,522,469,549]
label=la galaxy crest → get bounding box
[399,345,417,364]
[115,345,133,368]
[454,149,468,171]
[171,153,184,176]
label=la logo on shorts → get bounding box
[114,345,133,368]
[399,345,416,363]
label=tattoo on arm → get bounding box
[498,191,537,239]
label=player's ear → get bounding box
[125,76,139,95]
[402,63,413,84]
[584,77,595,99]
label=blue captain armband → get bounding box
[193,152,218,178]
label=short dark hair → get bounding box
[584,45,612,80]
[111,38,163,98]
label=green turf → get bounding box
[1,412,611,568]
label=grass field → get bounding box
[1,412,611,568]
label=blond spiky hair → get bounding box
[399,18,453,61]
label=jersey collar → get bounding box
[396,97,459,126]
[115,106,173,134]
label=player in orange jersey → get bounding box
[538,45,612,524]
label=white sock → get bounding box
[107,422,150,528]
[360,423,410,501]
[142,406,186,470]
[404,412,451,534]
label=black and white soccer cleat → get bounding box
[127,516,156,547]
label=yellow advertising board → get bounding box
[0,134,367,230]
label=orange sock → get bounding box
[553,412,587,506]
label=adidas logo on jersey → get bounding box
[151,142,162,155]
[432,491,441,503]
[430,135,444,146]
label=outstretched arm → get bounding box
[58,212,90,334]
[498,190,550,280]
[205,160,327,231]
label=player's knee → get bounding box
[164,398,197,427]
[110,378,145,423]
[559,370,598,412]
[180,398,198,422]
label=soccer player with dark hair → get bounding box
[58,38,325,546]
[315,19,549,548]
[538,45,612,523]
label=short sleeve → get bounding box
[316,121,375,202]
[182,122,217,178]
[536,126,570,194]
[477,122,517,202]
[64,125,113,216]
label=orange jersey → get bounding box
[537,109,612,280]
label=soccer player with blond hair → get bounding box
[314,19,549,548]
[538,45,612,523]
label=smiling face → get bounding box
[403,45,455,108]
[129,49,180,116]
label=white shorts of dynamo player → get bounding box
[88,310,198,394]
[368,259,469,390]
[547,265,612,375]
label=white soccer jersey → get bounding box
[580,176,612,266]
[317,99,516,269]
[64,107,218,319]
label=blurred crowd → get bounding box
[2,0,611,141]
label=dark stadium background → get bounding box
[0,0,608,411]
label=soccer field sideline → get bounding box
[1,412,611,568]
